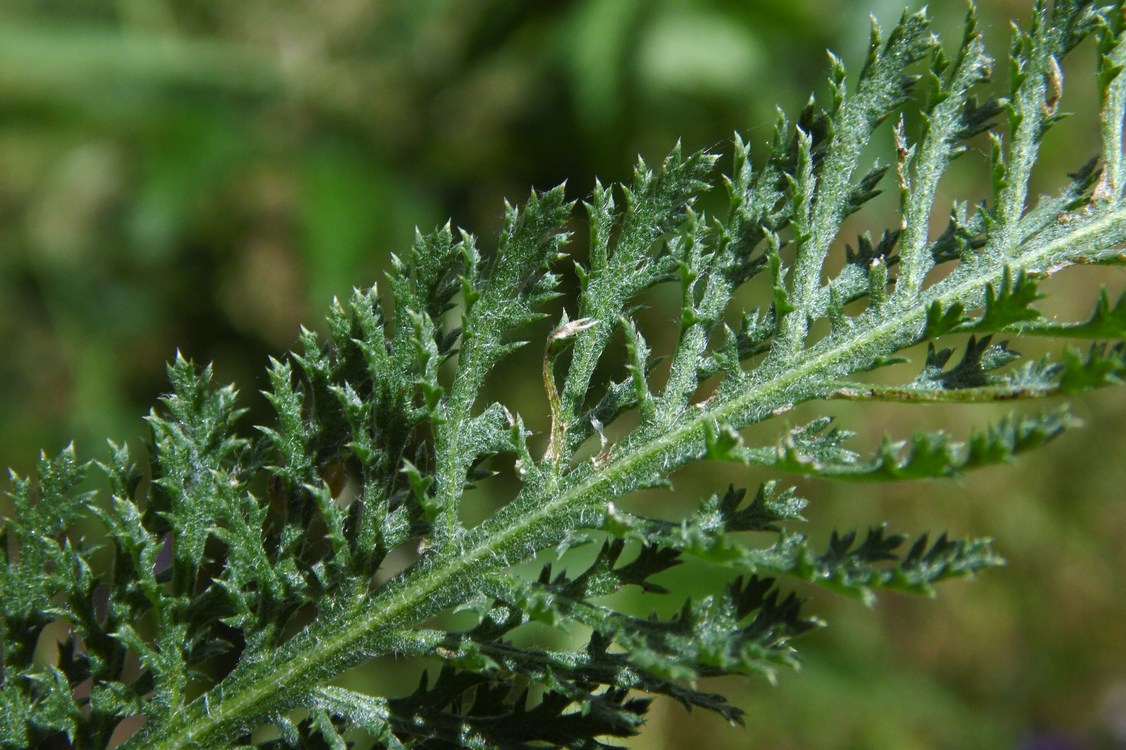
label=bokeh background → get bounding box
[1,1,1124,748]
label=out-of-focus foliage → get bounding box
[0,2,1124,749]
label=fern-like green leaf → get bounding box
[4,3,1126,748]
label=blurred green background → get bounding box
[1,1,1124,748]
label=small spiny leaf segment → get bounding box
[3,2,1126,748]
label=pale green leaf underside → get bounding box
[4,3,1126,749]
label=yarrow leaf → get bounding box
[3,3,1126,748]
